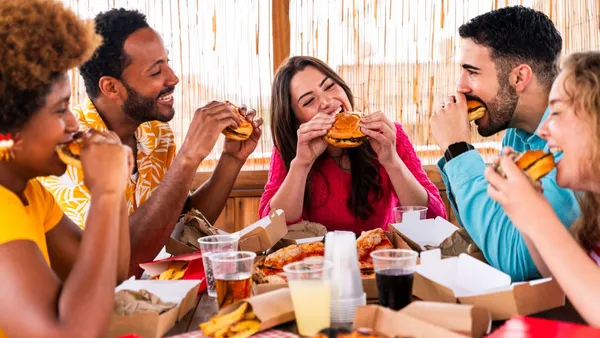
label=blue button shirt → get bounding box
[437,108,581,281]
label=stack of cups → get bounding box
[324,231,366,323]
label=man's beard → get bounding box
[120,80,175,123]
[476,80,518,137]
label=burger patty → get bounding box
[328,136,368,143]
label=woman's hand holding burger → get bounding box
[293,112,335,168]
[485,146,556,235]
[359,111,400,168]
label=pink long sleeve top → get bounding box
[258,122,447,234]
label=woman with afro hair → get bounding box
[0,0,133,336]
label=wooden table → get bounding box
[166,291,586,337]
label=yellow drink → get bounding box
[288,280,331,336]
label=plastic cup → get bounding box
[393,206,428,223]
[198,235,239,297]
[283,257,333,336]
[210,251,256,309]
[371,249,418,310]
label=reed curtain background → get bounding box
[60,0,600,171]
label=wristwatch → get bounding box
[444,142,475,162]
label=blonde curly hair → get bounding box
[560,52,600,252]
[0,0,101,131]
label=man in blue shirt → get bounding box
[429,6,581,281]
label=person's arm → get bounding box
[438,150,580,281]
[387,123,447,219]
[46,198,130,284]
[268,159,312,222]
[127,102,241,276]
[0,191,121,338]
[186,107,263,224]
[519,214,600,325]
[521,234,551,277]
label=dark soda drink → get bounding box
[375,268,414,310]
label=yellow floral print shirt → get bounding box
[38,98,176,228]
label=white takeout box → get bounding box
[413,250,565,320]
[392,216,459,250]
[109,278,200,338]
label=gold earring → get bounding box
[0,133,17,161]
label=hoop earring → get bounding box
[0,133,17,161]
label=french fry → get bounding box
[229,320,260,333]
[243,312,256,320]
[229,328,259,338]
[214,326,230,338]
[200,303,249,336]
[150,261,189,280]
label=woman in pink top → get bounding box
[485,52,600,325]
[258,56,446,234]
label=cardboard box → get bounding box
[167,209,288,255]
[353,301,491,338]
[109,279,200,338]
[215,288,295,332]
[392,217,487,262]
[253,230,412,302]
[413,250,565,320]
[139,252,207,293]
[272,221,327,250]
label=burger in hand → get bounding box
[56,131,85,169]
[494,149,555,182]
[467,99,487,122]
[221,101,254,141]
[324,108,368,148]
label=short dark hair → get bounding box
[79,8,149,99]
[459,6,562,87]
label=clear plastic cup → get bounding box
[197,235,239,297]
[283,257,333,336]
[371,249,418,310]
[393,206,428,223]
[209,251,255,309]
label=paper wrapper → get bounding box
[177,209,220,250]
[114,289,177,316]
[423,227,482,257]
[353,302,491,338]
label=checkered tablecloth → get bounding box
[167,329,299,338]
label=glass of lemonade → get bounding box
[198,235,239,297]
[209,251,256,309]
[283,257,333,336]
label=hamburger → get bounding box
[324,110,367,148]
[221,101,254,141]
[494,149,555,182]
[56,131,85,169]
[467,99,487,122]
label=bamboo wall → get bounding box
[60,0,600,169]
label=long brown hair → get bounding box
[560,52,600,252]
[270,56,383,220]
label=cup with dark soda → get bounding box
[209,251,256,309]
[370,249,418,310]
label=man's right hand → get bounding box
[293,112,334,168]
[80,130,133,196]
[181,101,242,160]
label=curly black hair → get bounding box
[0,0,100,133]
[459,6,562,88]
[79,8,149,99]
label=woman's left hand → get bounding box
[485,154,554,236]
[360,111,400,167]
